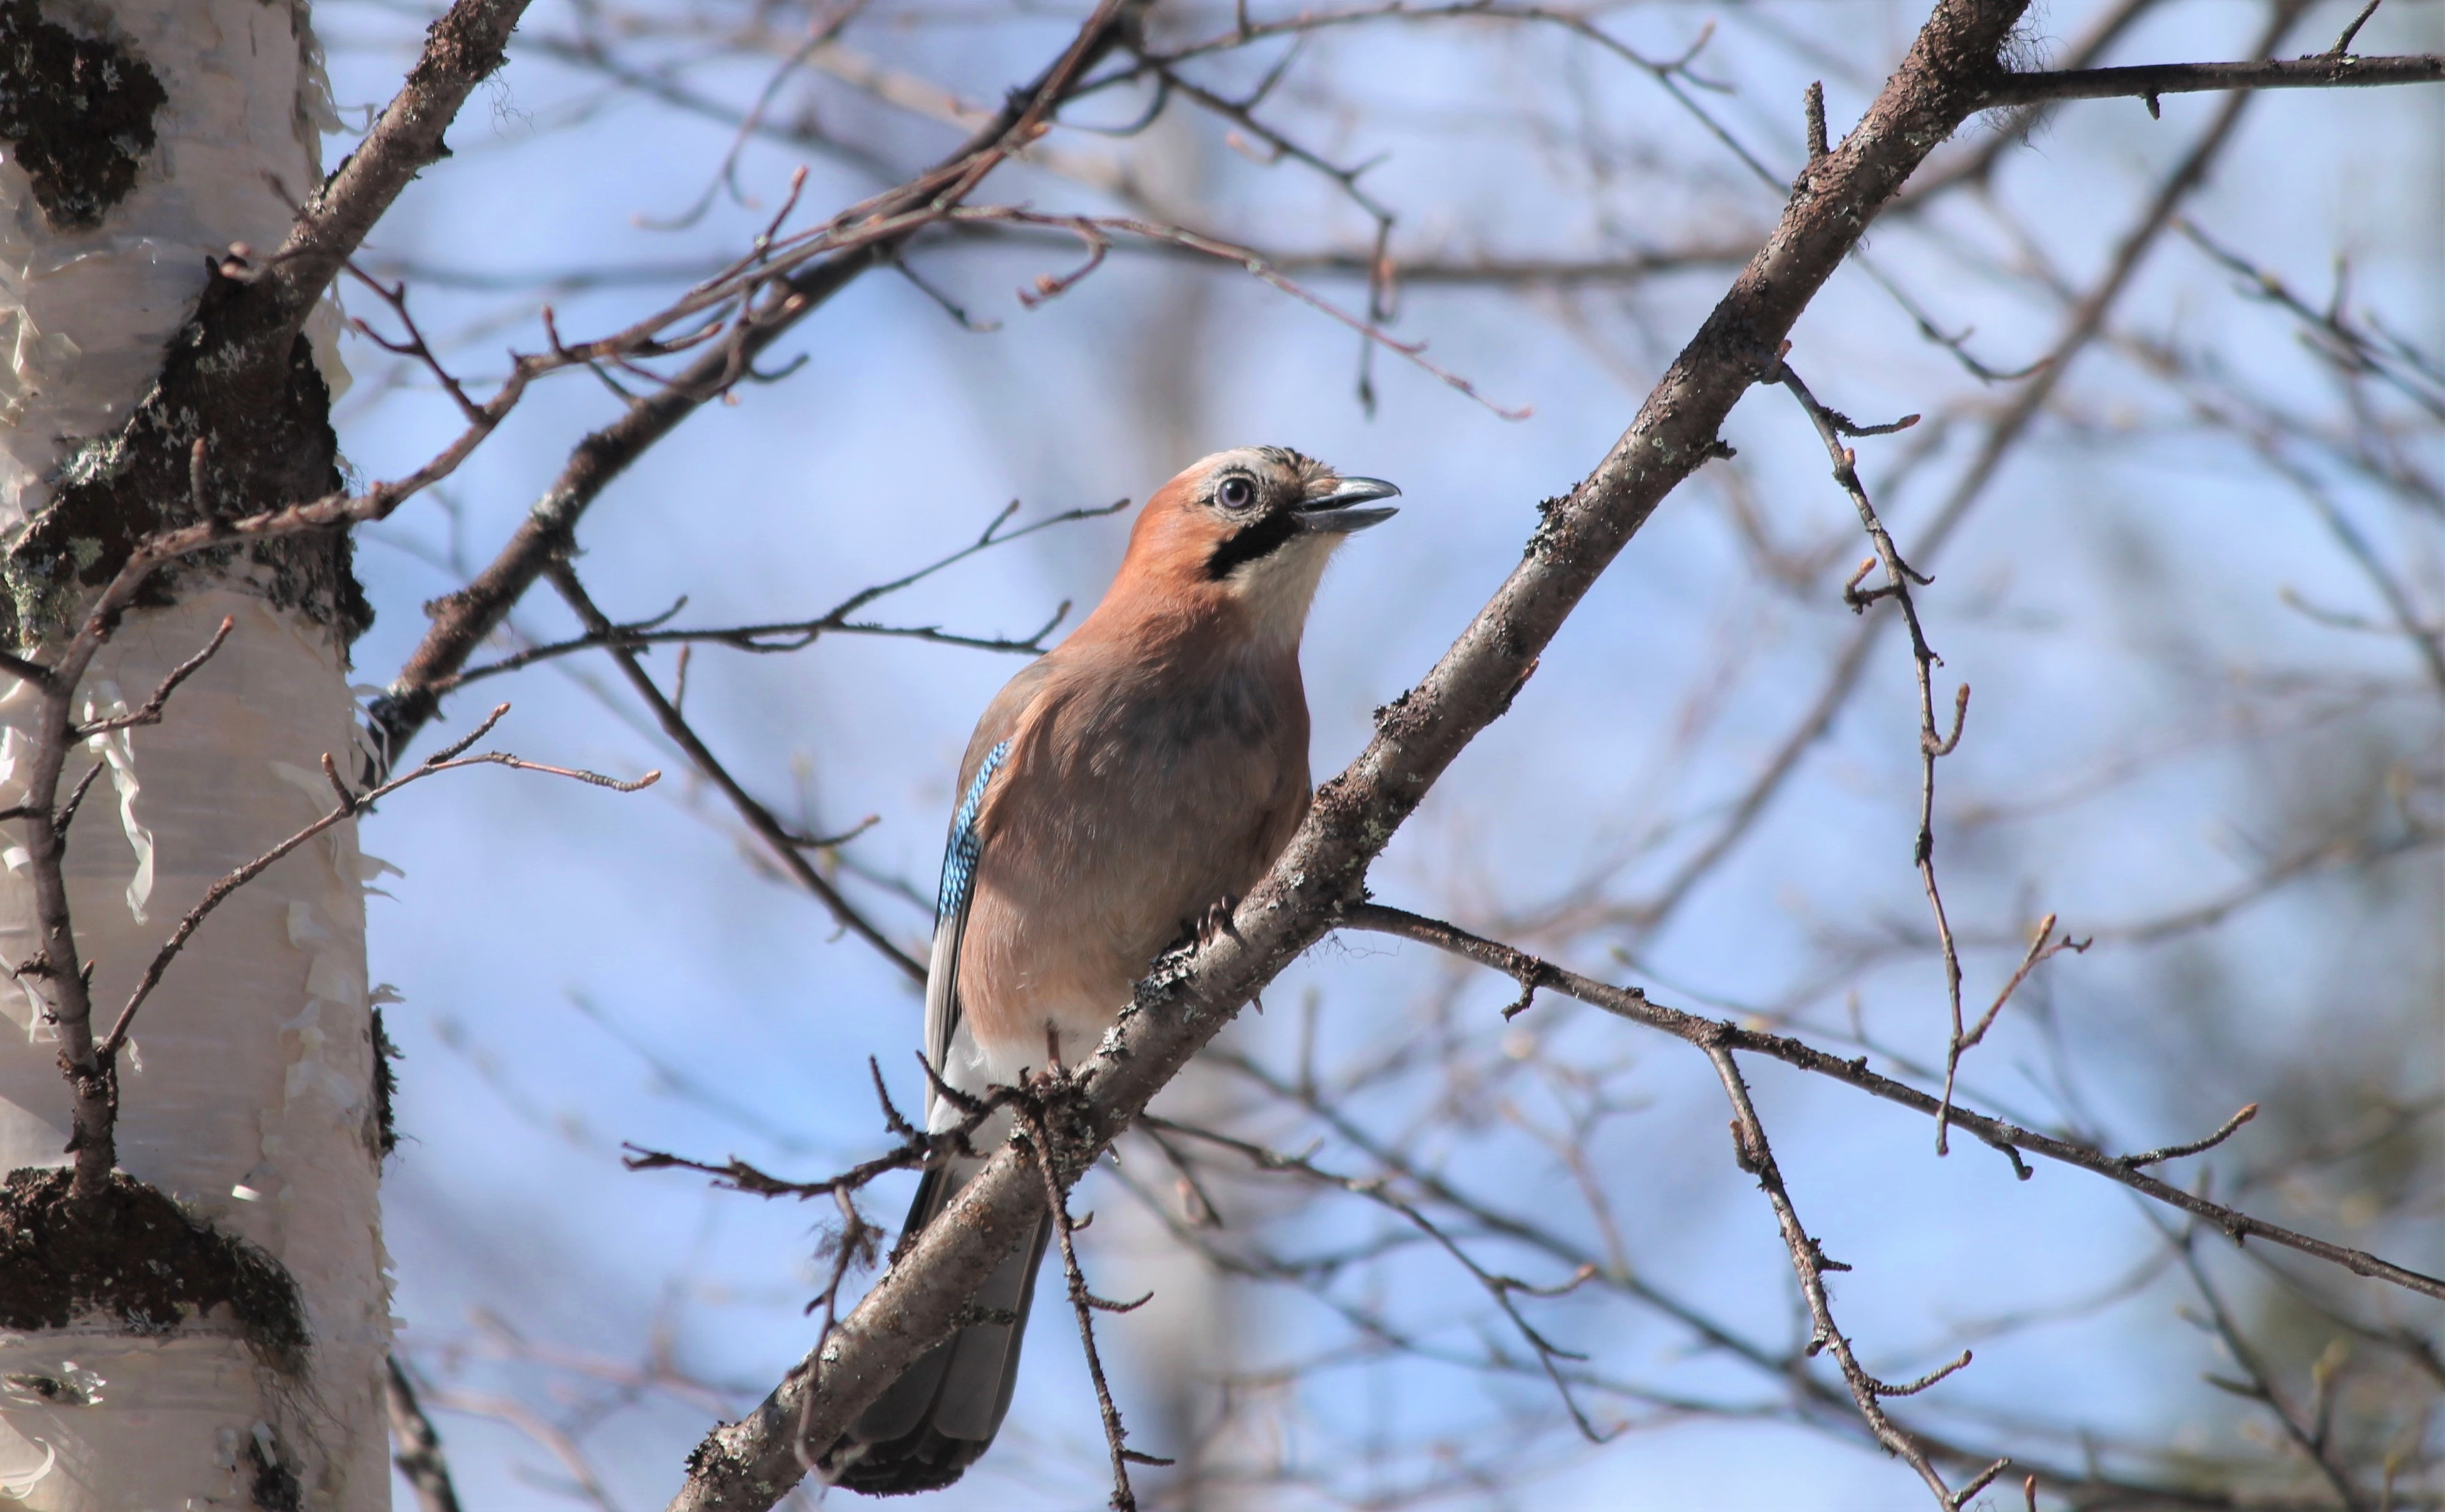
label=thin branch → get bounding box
[1339,904,2443,1302]
[1623,8,2303,937]
[447,495,1119,689]
[386,1355,466,1512]
[2119,1104,2261,1169]
[1947,914,2091,1097]
[1017,1072,1167,1510]
[217,0,532,380]
[2325,0,2386,56]
[72,617,234,738]
[548,565,924,982]
[1979,51,2442,107]
[96,705,654,1061]
[1704,1041,1974,1507]
[1772,358,1984,1156]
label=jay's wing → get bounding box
[923,659,1055,1108]
[924,738,1009,1084]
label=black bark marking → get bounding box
[6,261,372,645]
[0,1166,309,1377]
[0,0,166,230]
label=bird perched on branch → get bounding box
[830,446,1399,1496]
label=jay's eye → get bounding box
[1216,475,1257,510]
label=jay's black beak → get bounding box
[1298,475,1401,533]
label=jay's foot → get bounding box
[1193,894,1244,950]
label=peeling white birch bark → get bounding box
[0,3,389,1508]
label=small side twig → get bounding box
[1936,913,2090,1162]
[74,617,235,738]
[1774,356,1983,1157]
[1016,1076,1168,1511]
[2118,1103,2260,1168]
[95,704,654,1060]
[2324,0,2384,56]
[1705,1041,1990,1508]
[385,1354,465,1512]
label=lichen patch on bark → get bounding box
[0,0,167,230]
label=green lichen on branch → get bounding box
[0,1166,309,1377]
[0,0,167,230]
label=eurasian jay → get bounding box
[832,446,1399,1495]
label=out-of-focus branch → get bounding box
[1140,1112,1618,1442]
[386,1355,466,1512]
[661,3,2056,1503]
[371,238,1759,300]
[2160,1216,2374,1509]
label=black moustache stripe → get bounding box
[1205,508,1301,580]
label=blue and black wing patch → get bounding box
[937,739,1011,927]
[926,739,1011,1077]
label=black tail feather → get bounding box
[830,1163,1053,1496]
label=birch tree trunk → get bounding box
[0,3,389,1507]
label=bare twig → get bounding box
[447,494,1124,690]
[386,1355,466,1512]
[1978,50,2441,106]
[1704,1041,1976,1507]
[1339,904,2445,1301]
[72,617,234,738]
[95,704,654,1061]
[1940,915,2091,1123]
[2119,1104,2261,1168]
[547,565,923,981]
[2325,0,2385,55]
[231,1,532,370]
[1624,6,2306,938]
[1772,359,1988,1156]
[1016,1075,1167,1511]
